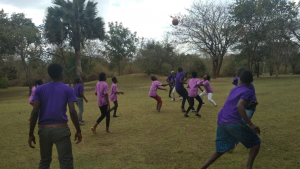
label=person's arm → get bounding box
[28,100,40,148]
[197,85,204,92]
[68,102,82,144]
[237,99,260,134]
[80,92,88,103]
[157,87,167,91]
[116,92,124,95]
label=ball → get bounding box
[172,18,179,26]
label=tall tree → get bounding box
[104,22,138,76]
[44,0,105,76]
[170,1,239,78]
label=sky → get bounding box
[0,0,197,40]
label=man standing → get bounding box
[175,67,192,112]
[28,63,82,169]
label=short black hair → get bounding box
[240,70,253,84]
[237,67,246,76]
[112,77,117,82]
[206,75,211,81]
[99,72,106,81]
[192,71,197,78]
[74,77,81,84]
[151,76,156,81]
[48,63,63,79]
[178,67,183,72]
[35,79,43,87]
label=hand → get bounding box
[188,75,192,79]
[107,104,110,112]
[28,135,36,148]
[121,92,124,95]
[249,124,260,135]
[74,132,82,144]
[85,99,88,103]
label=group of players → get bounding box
[28,63,260,169]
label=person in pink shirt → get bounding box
[149,76,169,113]
[185,72,204,117]
[109,77,124,117]
[91,72,112,134]
[28,79,43,121]
[199,75,217,107]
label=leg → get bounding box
[172,86,176,100]
[92,106,106,129]
[195,95,203,113]
[200,152,224,169]
[185,97,194,116]
[38,128,53,169]
[169,85,173,97]
[105,106,111,133]
[200,91,208,103]
[110,101,119,117]
[76,97,84,122]
[156,95,162,113]
[53,127,74,169]
[246,143,261,169]
[208,93,217,106]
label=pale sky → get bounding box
[0,0,197,40]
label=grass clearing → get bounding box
[0,74,300,169]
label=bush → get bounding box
[0,77,9,88]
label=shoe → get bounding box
[184,114,189,117]
[180,97,183,100]
[113,115,119,117]
[227,144,237,153]
[169,96,172,98]
[91,127,97,134]
[79,122,85,126]
[192,110,196,112]
[171,99,175,101]
[181,109,187,112]
[81,120,85,122]
[195,114,201,117]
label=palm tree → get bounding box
[44,0,105,76]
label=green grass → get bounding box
[0,74,300,169]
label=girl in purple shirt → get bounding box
[28,79,43,121]
[149,76,168,113]
[109,77,124,117]
[199,75,217,107]
[91,72,112,134]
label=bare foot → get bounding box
[91,127,97,134]
[214,105,218,107]
[106,131,113,134]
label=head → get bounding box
[112,77,118,83]
[35,79,43,87]
[236,67,246,77]
[203,75,211,81]
[48,63,63,81]
[178,67,183,72]
[151,76,157,81]
[239,70,253,86]
[74,77,82,84]
[192,71,197,78]
[99,72,106,81]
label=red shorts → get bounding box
[30,103,34,106]
[150,95,162,107]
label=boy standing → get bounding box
[28,63,82,169]
[175,67,191,112]
[74,77,88,125]
[200,70,261,169]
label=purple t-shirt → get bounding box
[202,80,214,93]
[187,78,201,97]
[29,86,37,103]
[233,77,257,101]
[33,82,77,125]
[232,77,239,86]
[95,81,109,107]
[110,83,118,102]
[149,80,162,97]
[74,84,84,97]
[167,75,172,82]
[217,85,254,125]
[175,72,185,90]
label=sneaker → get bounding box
[195,114,201,117]
[184,114,189,117]
[181,109,187,112]
[79,122,85,126]
[227,144,237,153]
[180,97,183,100]
[81,120,85,122]
[171,99,175,101]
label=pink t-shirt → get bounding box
[187,78,201,97]
[202,80,214,93]
[95,81,109,107]
[29,86,37,103]
[110,83,118,102]
[149,81,162,97]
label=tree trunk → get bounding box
[255,63,259,78]
[275,65,279,78]
[118,60,121,76]
[75,49,82,77]
[216,55,223,78]
[284,63,288,74]
[291,65,296,74]
[212,60,217,79]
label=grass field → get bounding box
[0,74,300,169]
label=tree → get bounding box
[170,1,239,78]
[104,22,138,76]
[44,0,105,77]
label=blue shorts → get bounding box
[216,121,261,153]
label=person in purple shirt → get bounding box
[28,63,82,169]
[167,71,176,98]
[200,70,261,169]
[185,71,203,117]
[149,76,169,113]
[28,79,43,121]
[74,77,88,125]
[175,67,192,112]
[109,77,124,117]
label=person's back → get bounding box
[187,78,200,97]
[175,72,185,90]
[95,81,109,107]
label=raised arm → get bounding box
[68,102,82,144]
